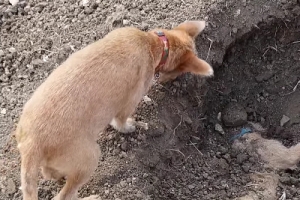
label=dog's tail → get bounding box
[19,144,41,200]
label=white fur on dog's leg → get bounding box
[110,118,136,133]
[81,195,102,200]
[109,118,119,129]
[121,118,136,133]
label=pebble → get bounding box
[188,184,195,189]
[255,71,275,82]
[142,173,148,178]
[6,178,16,194]
[232,27,238,34]
[84,7,94,14]
[82,0,90,6]
[8,47,16,53]
[1,108,7,115]
[9,0,19,6]
[120,180,127,187]
[31,58,44,65]
[236,153,248,164]
[280,115,290,127]
[0,50,4,57]
[215,123,225,135]
[120,141,128,151]
[122,19,130,25]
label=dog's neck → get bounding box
[154,31,169,76]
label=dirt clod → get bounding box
[222,103,248,127]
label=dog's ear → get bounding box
[174,21,206,39]
[179,51,213,77]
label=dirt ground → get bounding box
[0,0,300,199]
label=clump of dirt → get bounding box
[0,0,299,200]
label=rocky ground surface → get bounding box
[0,0,300,199]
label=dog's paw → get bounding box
[81,195,101,200]
[120,118,136,133]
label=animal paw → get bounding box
[120,118,136,133]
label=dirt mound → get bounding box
[1,0,299,199]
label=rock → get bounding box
[1,108,7,115]
[120,141,128,151]
[120,180,127,187]
[217,112,222,121]
[9,0,19,6]
[222,103,247,127]
[31,58,43,65]
[82,0,90,6]
[279,176,290,184]
[8,47,16,53]
[236,153,248,164]
[232,27,238,34]
[0,50,4,56]
[188,184,195,189]
[215,123,225,135]
[280,115,290,127]
[255,71,275,82]
[122,19,130,25]
[6,178,16,194]
[37,2,48,8]
[84,7,94,14]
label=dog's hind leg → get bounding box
[52,139,99,200]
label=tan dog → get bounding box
[15,21,213,200]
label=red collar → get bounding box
[155,31,169,73]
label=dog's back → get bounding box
[16,27,157,200]
[17,27,154,146]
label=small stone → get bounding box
[37,2,48,8]
[215,123,225,135]
[280,115,290,127]
[1,108,7,115]
[120,141,128,151]
[122,19,130,25]
[104,189,109,195]
[236,153,248,164]
[6,178,16,194]
[242,164,251,172]
[8,47,16,53]
[119,151,127,158]
[9,0,19,6]
[232,28,238,34]
[222,102,247,127]
[120,180,127,187]
[31,58,43,65]
[217,112,222,121]
[0,50,4,57]
[24,6,30,13]
[188,184,195,189]
[255,71,275,82]
[143,173,148,178]
[234,9,241,17]
[82,0,90,6]
[84,7,94,14]
[279,176,290,184]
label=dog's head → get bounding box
[155,21,214,83]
